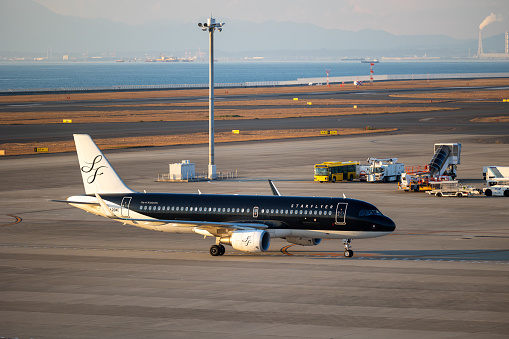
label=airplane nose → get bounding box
[382,216,396,232]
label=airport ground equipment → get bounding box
[484,178,509,197]
[314,161,360,182]
[483,166,509,180]
[426,181,480,197]
[399,168,451,192]
[429,143,461,178]
[399,143,461,191]
[359,165,369,181]
[365,158,404,183]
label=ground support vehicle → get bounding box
[399,170,451,192]
[484,179,509,197]
[483,166,509,180]
[314,161,360,183]
[399,143,461,192]
[365,158,404,183]
[359,165,369,181]
[429,143,461,179]
[399,165,429,191]
[426,181,480,197]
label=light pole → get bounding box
[198,18,225,180]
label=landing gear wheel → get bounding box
[218,244,226,256]
[342,239,353,258]
[210,245,220,256]
[344,250,354,257]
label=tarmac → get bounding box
[2,83,509,144]
[1,132,509,338]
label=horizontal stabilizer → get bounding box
[50,199,99,206]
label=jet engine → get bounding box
[221,230,270,253]
[285,237,321,246]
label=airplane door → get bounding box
[335,203,348,225]
[121,197,132,218]
[253,207,259,218]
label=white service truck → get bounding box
[484,178,509,197]
[365,158,405,183]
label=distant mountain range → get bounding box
[1,0,506,59]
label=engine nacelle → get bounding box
[221,230,270,253]
[285,237,321,246]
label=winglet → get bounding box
[268,180,281,196]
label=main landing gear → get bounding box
[210,244,226,256]
[343,239,354,257]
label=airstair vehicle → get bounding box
[399,143,461,192]
[428,143,461,178]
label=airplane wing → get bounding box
[118,217,268,237]
[52,195,268,237]
[122,217,267,229]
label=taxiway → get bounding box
[1,132,509,338]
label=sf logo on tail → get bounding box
[81,155,107,184]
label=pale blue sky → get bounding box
[34,0,509,39]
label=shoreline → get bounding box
[2,78,509,103]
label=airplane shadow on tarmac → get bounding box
[281,247,509,262]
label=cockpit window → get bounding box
[359,210,383,216]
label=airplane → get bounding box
[55,134,396,257]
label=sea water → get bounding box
[0,60,508,91]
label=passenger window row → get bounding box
[139,205,333,217]
[260,209,333,216]
[140,205,250,214]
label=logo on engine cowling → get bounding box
[242,235,252,246]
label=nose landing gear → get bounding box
[343,239,354,257]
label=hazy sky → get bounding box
[34,0,509,40]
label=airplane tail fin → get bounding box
[74,134,135,195]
